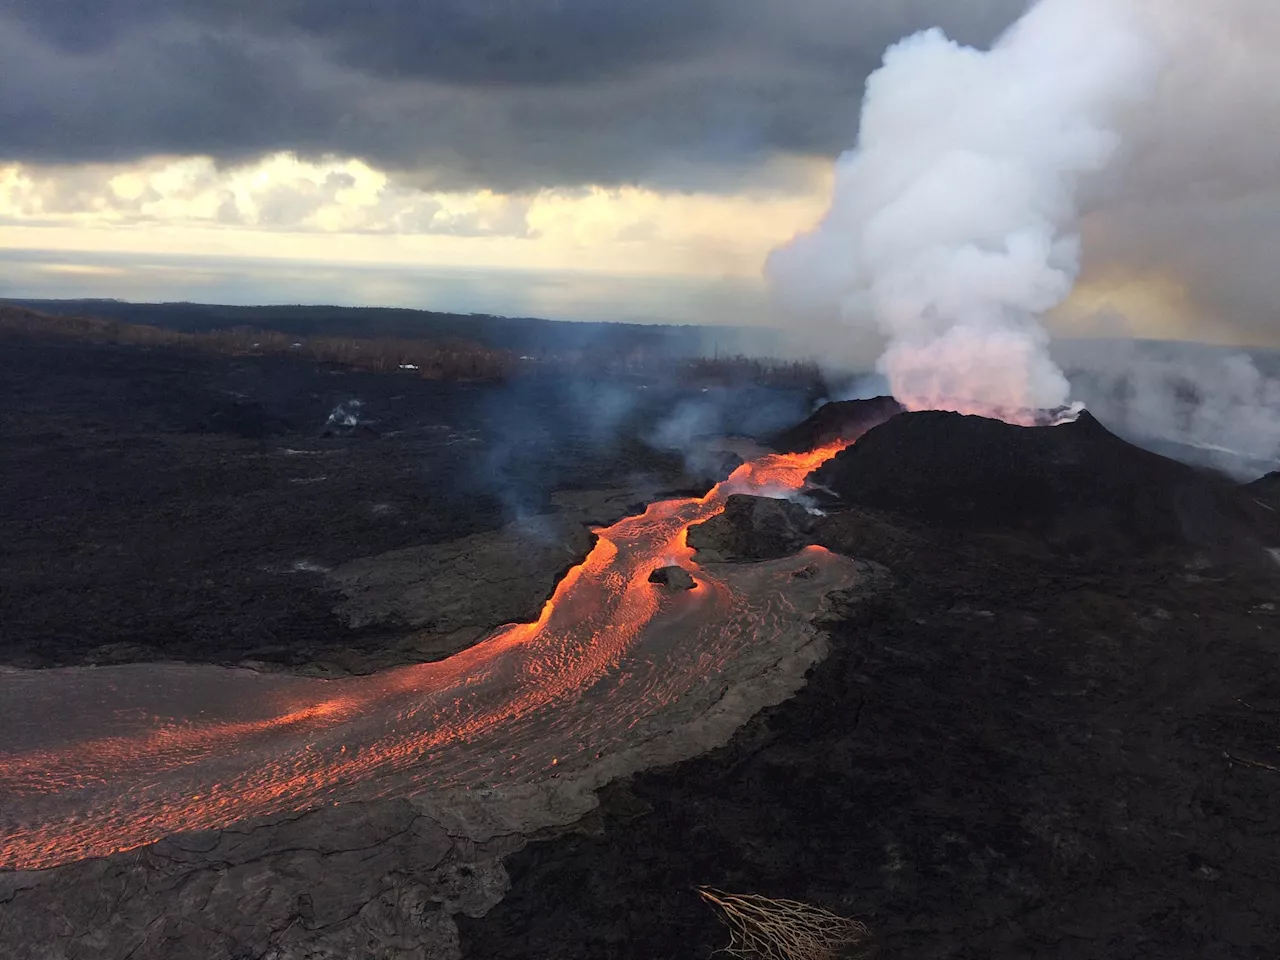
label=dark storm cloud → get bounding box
[6,0,721,83]
[262,0,724,85]
[0,0,1027,189]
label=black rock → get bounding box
[769,396,904,453]
[647,566,696,590]
[188,398,290,439]
[709,451,745,480]
[812,409,1280,561]
[683,450,746,488]
[321,422,381,439]
[1249,471,1280,505]
[687,495,814,562]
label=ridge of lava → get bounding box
[0,436,869,872]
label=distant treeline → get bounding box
[0,303,824,391]
[1,298,785,358]
[0,305,513,380]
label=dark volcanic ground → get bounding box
[0,335,808,671]
[4,341,1279,959]
[461,409,1280,960]
[462,546,1280,959]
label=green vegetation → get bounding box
[0,303,825,390]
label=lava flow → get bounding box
[0,441,854,872]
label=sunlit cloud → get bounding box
[0,152,832,282]
[1050,272,1249,346]
[30,262,128,277]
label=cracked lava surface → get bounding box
[0,442,855,871]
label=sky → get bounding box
[1,0,1277,354]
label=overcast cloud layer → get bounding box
[0,0,1026,190]
[1,0,1279,351]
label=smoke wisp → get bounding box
[767,0,1158,422]
[1058,339,1280,479]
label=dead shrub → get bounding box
[698,887,869,960]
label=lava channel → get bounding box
[0,441,855,871]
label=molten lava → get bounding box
[0,441,853,872]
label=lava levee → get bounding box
[0,442,849,870]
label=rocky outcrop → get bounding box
[768,396,903,453]
[189,397,295,440]
[675,449,746,490]
[327,489,640,662]
[648,565,696,589]
[813,410,1280,564]
[1249,470,1280,506]
[687,494,815,563]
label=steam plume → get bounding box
[1058,338,1280,479]
[767,0,1157,422]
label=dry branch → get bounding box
[698,887,868,960]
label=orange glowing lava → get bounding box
[0,439,854,872]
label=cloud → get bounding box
[1063,0,1280,347]
[760,0,1280,361]
[0,154,539,236]
[4,0,1278,359]
[0,152,832,287]
[0,0,1025,190]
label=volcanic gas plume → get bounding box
[0,441,858,872]
[767,0,1159,423]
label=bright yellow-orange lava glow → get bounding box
[0,440,853,871]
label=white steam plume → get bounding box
[1056,338,1280,479]
[767,0,1158,422]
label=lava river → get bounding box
[0,441,857,871]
